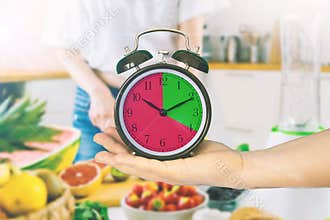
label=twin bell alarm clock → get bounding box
[114,28,211,160]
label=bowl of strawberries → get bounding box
[121,182,208,220]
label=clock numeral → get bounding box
[133,93,141,102]
[131,123,138,132]
[192,108,199,117]
[160,138,166,147]
[144,134,150,144]
[160,76,168,86]
[177,81,181,90]
[144,81,152,90]
[126,108,133,117]
[178,134,184,143]
[188,91,195,97]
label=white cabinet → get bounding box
[205,70,330,149]
[321,75,330,126]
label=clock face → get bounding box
[115,65,210,159]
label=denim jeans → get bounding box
[73,86,119,162]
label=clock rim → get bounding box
[114,63,211,160]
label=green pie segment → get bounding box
[162,72,203,131]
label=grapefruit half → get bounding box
[59,162,102,197]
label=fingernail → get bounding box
[94,133,108,143]
[93,133,102,141]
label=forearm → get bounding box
[242,129,330,188]
[178,16,204,52]
[56,49,109,96]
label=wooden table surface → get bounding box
[1,63,329,83]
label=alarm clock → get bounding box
[114,28,211,160]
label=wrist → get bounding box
[89,86,112,99]
[240,150,276,189]
[212,149,246,189]
[240,151,258,189]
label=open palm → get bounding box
[94,128,243,187]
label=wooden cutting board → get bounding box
[77,177,144,207]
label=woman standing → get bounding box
[42,0,214,161]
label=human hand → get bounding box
[89,88,115,131]
[94,128,244,188]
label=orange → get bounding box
[59,162,102,197]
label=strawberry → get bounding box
[156,181,163,189]
[126,193,141,208]
[144,182,159,193]
[159,182,173,191]
[147,197,165,211]
[177,186,189,196]
[189,197,196,208]
[191,195,204,206]
[132,184,143,197]
[171,185,181,193]
[142,203,151,211]
[140,190,154,204]
[161,190,179,204]
[164,204,177,211]
[177,197,191,210]
[186,186,197,196]
[178,186,197,196]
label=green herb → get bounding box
[74,201,109,220]
[0,97,60,153]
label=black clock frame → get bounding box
[114,63,211,160]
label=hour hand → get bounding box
[142,98,162,112]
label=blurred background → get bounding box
[1,0,330,219]
[1,0,329,147]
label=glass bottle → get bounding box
[279,15,321,133]
[202,24,212,61]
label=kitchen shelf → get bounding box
[1,63,329,83]
[209,62,281,71]
[209,62,330,72]
[0,70,69,83]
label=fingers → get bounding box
[89,111,98,127]
[99,118,115,131]
[105,118,116,128]
[89,110,115,131]
[95,151,191,185]
[103,127,125,145]
[95,151,163,181]
[94,133,129,154]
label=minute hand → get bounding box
[165,97,194,112]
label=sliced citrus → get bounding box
[59,162,102,197]
[89,160,111,180]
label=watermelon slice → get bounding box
[0,126,81,173]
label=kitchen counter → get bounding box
[0,70,69,83]
[1,63,329,83]
[209,63,330,72]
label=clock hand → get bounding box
[142,98,162,112]
[165,97,194,112]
